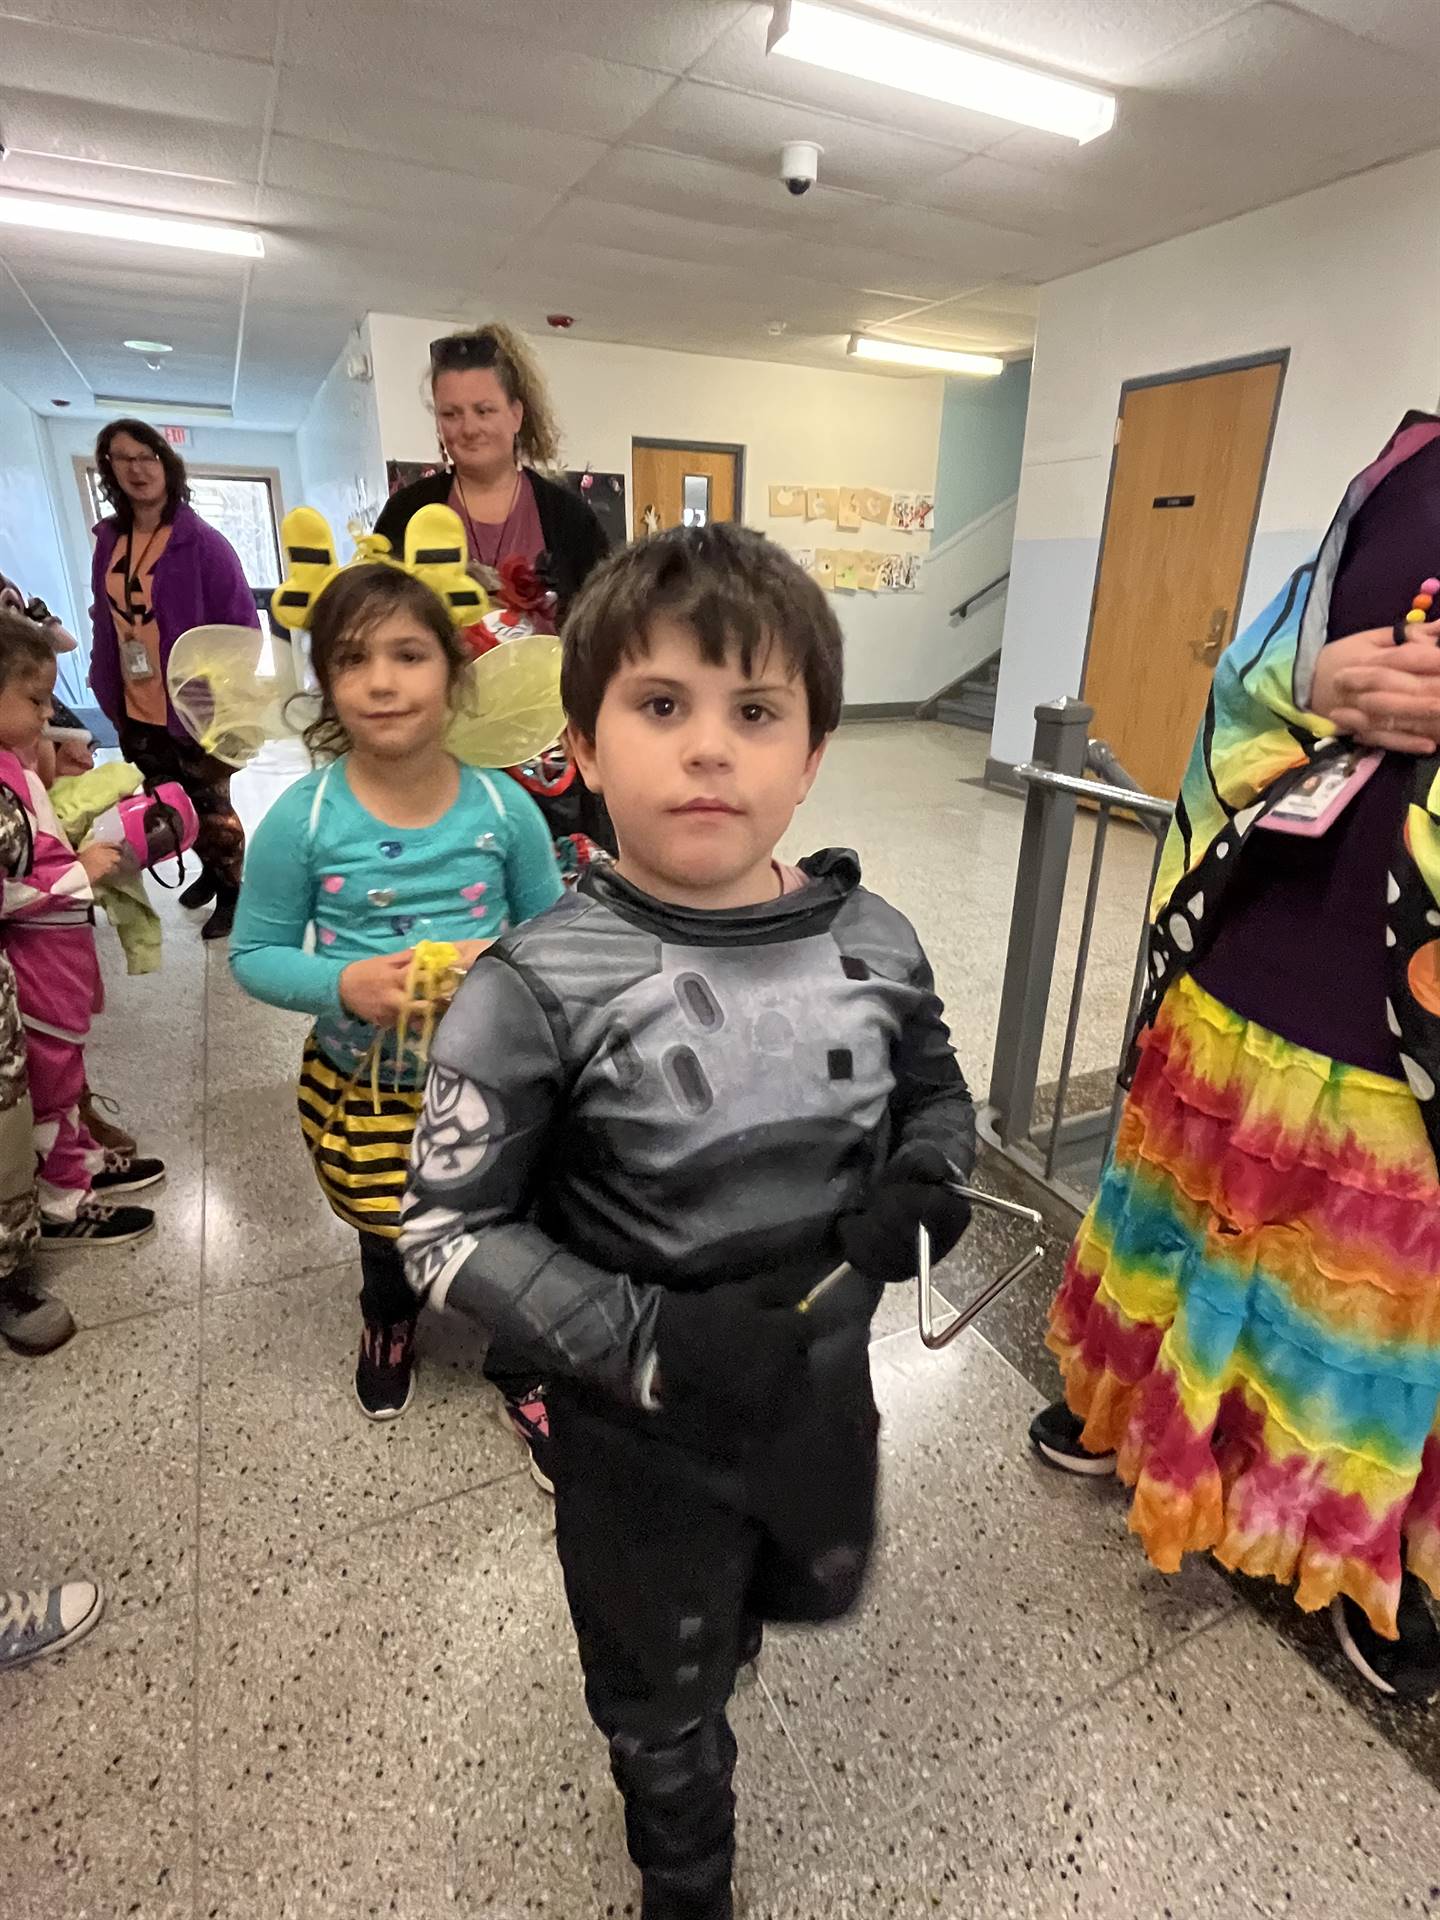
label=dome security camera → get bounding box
[780,141,821,196]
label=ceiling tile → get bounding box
[1289,0,1440,72]
[0,17,274,126]
[580,144,877,238]
[281,3,672,140]
[625,78,979,192]
[397,0,750,74]
[1131,3,1439,161]
[844,200,1059,281]
[0,0,280,62]
[272,72,609,194]
[535,196,787,270]
[262,135,560,233]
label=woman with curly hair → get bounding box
[87,418,258,940]
[375,320,609,622]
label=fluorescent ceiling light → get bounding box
[848,334,1004,376]
[769,2,1116,145]
[0,191,264,258]
[123,339,173,353]
[94,395,234,420]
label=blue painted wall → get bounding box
[930,359,1031,547]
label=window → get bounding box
[681,473,711,529]
[84,465,283,590]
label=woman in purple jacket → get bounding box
[88,419,258,939]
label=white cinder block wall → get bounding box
[992,147,1440,772]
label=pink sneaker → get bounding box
[498,1391,554,1495]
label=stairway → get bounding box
[933,652,1000,732]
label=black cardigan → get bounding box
[374,466,610,614]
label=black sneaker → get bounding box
[1331,1573,1440,1704]
[91,1151,166,1196]
[355,1317,416,1422]
[40,1199,154,1250]
[499,1389,555,1494]
[179,869,217,911]
[1028,1399,1118,1476]
[201,886,237,942]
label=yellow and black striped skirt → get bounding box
[296,1035,424,1239]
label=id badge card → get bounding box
[1255,748,1382,838]
[121,637,156,682]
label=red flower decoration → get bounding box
[497,554,551,614]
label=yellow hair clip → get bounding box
[270,504,490,633]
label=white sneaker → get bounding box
[0,1579,104,1672]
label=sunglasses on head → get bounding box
[429,332,500,373]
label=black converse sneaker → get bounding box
[1331,1572,1440,1704]
[40,1198,154,1250]
[91,1151,166,1196]
[1028,1400,1118,1476]
[355,1317,417,1421]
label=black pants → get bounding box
[355,1232,542,1403]
[549,1359,879,1920]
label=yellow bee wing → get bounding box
[405,504,490,626]
[272,506,341,632]
[445,632,564,769]
[165,624,313,768]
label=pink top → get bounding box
[449,473,554,634]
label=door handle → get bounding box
[1193,606,1230,666]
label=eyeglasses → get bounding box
[111,452,162,469]
[430,332,499,373]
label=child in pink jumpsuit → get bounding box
[0,611,163,1249]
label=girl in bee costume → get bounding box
[223,506,565,1432]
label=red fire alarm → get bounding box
[546,313,575,330]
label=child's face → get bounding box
[328,611,453,760]
[573,616,825,909]
[0,660,55,760]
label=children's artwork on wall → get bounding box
[563,470,628,550]
[769,485,806,517]
[386,459,443,496]
[833,552,861,591]
[837,487,864,532]
[888,491,936,534]
[809,550,837,590]
[806,487,839,521]
[861,489,892,526]
[879,551,919,591]
[856,552,885,593]
[792,547,815,575]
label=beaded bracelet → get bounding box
[1395,576,1440,645]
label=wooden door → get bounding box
[632,442,740,538]
[1082,360,1283,798]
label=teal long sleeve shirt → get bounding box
[230,757,564,1081]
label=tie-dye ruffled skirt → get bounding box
[1049,972,1440,1638]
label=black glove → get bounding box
[837,1142,972,1285]
[653,1271,863,1426]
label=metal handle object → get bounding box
[797,1185,1045,1351]
[1193,606,1230,667]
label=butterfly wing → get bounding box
[445,631,564,770]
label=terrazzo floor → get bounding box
[5,721,1440,1918]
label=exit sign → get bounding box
[160,425,191,447]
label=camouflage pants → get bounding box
[0,953,40,1281]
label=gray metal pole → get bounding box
[987,698,1092,1143]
